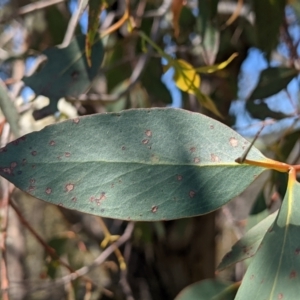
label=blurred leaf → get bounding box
[0,79,19,137]
[45,5,70,45]
[141,57,172,104]
[252,0,286,58]
[175,279,236,300]
[22,35,104,120]
[171,59,201,93]
[0,108,266,221]
[105,80,129,112]
[250,190,267,215]
[235,177,300,299]
[172,0,185,38]
[246,101,289,120]
[217,211,277,271]
[196,53,238,74]
[86,0,104,66]
[166,59,222,117]
[248,67,298,101]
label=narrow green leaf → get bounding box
[175,279,236,300]
[0,79,19,137]
[246,101,289,120]
[248,67,298,101]
[0,108,267,221]
[252,0,286,58]
[86,0,103,66]
[23,35,104,119]
[235,179,300,299]
[217,211,277,271]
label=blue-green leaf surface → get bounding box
[0,108,267,220]
[22,35,104,119]
[235,178,300,299]
[217,211,277,271]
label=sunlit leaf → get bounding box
[173,59,201,93]
[0,108,267,221]
[235,175,300,299]
[248,67,298,101]
[195,53,238,74]
[217,212,277,271]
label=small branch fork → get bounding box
[235,126,300,174]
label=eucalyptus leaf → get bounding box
[0,108,267,221]
[235,178,300,299]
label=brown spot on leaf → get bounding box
[73,118,80,124]
[189,190,196,198]
[278,293,283,299]
[65,152,71,157]
[121,146,126,150]
[250,274,254,280]
[10,162,17,168]
[3,168,11,174]
[30,179,36,185]
[49,140,55,146]
[142,139,149,144]
[211,154,220,162]
[194,157,200,163]
[27,186,35,193]
[45,188,52,194]
[177,175,182,181]
[31,151,37,156]
[99,192,106,201]
[58,203,64,207]
[190,147,196,153]
[65,183,74,192]
[145,130,152,137]
[290,270,297,279]
[111,183,114,188]
[151,205,158,213]
[22,159,27,166]
[210,125,214,129]
[71,197,77,202]
[32,165,36,169]
[71,70,79,80]
[295,248,300,255]
[89,196,95,202]
[229,137,238,147]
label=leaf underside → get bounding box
[0,108,266,221]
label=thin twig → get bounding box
[61,0,87,48]
[0,0,67,24]
[9,198,97,288]
[58,222,134,285]
[0,179,10,300]
[236,125,265,163]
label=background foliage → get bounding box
[0,0,300,299]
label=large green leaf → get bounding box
[175,279,236,300]
[0,108,267,221]
[22,35,104,119]
[217,211,277,271]
[235,177,300,299]
[248,67,298,101]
